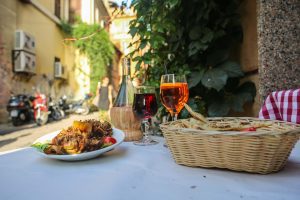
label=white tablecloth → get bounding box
[0,137,299,200]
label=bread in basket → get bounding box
[160,104,300,174]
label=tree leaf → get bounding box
[135,60,142,70]
[188,42,200,56]
[201,68,228,91]
[229,95,245,112]
[144,60,152,65]
[189,26,201,40]
[224,77,240,92]
[129,27,138,37]
[188,68,205,88]
[168,0,179,9]
[219,61,243,77]
[228,92,253,113]
[201,31,214,43]
[139,40,147,50]
[236,81,256,99]
[206,49,229,66]
[226,82,256,112]
[188,42,208,56]
[208,101,230,117]
[137,16,145,23]
[132,56,142,62]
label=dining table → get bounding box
[0,136,299,200]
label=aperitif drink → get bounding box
[160,82,189,115]
[160,74,189,121]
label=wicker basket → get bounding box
[160,117,300,174]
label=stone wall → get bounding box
[0,1,16,123]
[257,0,300,100]
[0,37,12,123]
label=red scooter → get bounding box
[32,91,49,126]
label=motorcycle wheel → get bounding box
[12,117,22,126]
[80,104,89,115]
[51,109,62,121]
[19,112,27,121]
[59,109,65,118]
[11,112,29,126]
[36,111,48,126]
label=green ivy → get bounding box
[61,21,115,95]
[128,0,256,117]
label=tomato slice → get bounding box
[241,127,257,132]
[103,137,117,145]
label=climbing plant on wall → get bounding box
[61,21,115,94]
[128,0,256,117]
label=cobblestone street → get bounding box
[0,112,99,152]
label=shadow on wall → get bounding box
[11,74,50,95]
[10,73,74,100]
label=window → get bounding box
[54,57,60,63]
[55,0,61,19]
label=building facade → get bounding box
[109,7,136,77]
[0,0,112,123]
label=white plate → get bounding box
[32,128,125,161]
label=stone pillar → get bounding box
[257,0,300,101]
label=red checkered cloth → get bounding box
[259,89,300,124]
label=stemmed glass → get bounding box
[160,74,189,121]
[132,86,158,145]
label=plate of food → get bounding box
[31,120,125,161]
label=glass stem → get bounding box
[172,113,178,121]
[142,119,150,140]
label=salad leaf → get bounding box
[31,141,50,152]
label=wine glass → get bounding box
[132,86,158,145]
[160,74,189,121]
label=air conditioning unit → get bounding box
[15,30,35,53]
[13,51,36,74]
[54,62,66,78]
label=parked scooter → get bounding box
[58,94,91,115]
[6,94,34,126]
[48,97,65,121]
[32,91,49,126]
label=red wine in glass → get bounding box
[133,93,158,119]
[132,86,158,146]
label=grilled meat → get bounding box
[83,119,113,137]
[44,120,113,155]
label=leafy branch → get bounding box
[128,0,256,117]
[60,21,115,94]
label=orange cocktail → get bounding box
[160,82,189,115]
